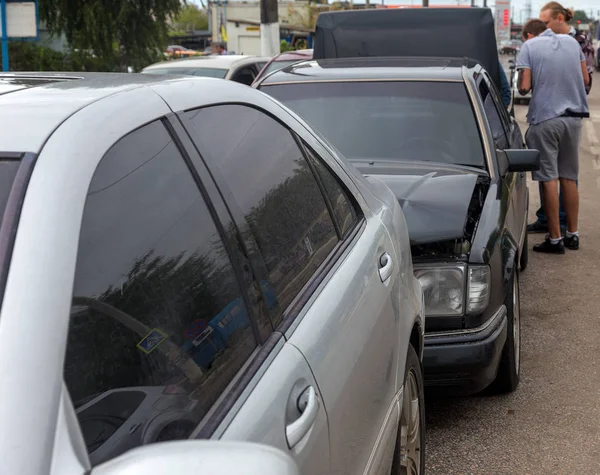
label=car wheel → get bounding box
[492,268,521,393]
[392,344,425,475]
[520,233,529,272]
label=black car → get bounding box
[256,55,539,395]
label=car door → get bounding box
[61,118,327,472]
[479,76,527,248]
[176,105,332,474]
[178,104,404,475]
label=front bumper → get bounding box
[423,305,507,395]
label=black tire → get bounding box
[392,344,425,475]
[492,269,521,393]
[520,233,529,272]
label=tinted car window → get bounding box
[305,147,358,237]
[479,80,509,148]
[231,66,256,85]
[181,105,339,314]
[0,159,20,226]
[66,121,257,465]
[263,81,485,168]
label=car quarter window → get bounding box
[65,120,258,466]
[180,105,340,324]
[303,145,360,238]
[231,66,256,85]
[479,79,509,149]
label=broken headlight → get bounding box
[414,264,490,317]
[414,265,465,316]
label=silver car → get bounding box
[0,73,425,475]
[141,55,271,86]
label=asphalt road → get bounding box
[425,79,600,474]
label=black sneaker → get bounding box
[564,234,579,250]
[527,222,548,233]
[533,238,565,254]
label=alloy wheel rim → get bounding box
[513,274,521,375]
[400,370,421,475]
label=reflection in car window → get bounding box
[142,67,228,78]
[262,81,486,168]
[304,147,358,237]
[479,80,508,148]
[181,105,339,318]
[65,121,257,466]
[263,60,301,76]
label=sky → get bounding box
[190,0,600,20]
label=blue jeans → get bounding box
[534,181,577,228]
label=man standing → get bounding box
[517,19,590,253]
[527,1,594,234]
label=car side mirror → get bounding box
[91,441,300,475]
[498,149,540,175]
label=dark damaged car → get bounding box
[256,56,540,394]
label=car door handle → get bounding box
[286,386,319,449]
[378,252,393,283]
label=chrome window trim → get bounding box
[262,78,464,86]
[425,304,507,339]
[462,67,497,180]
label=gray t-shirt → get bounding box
[516,29,588,125]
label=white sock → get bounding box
[550,237,563,245]
[566,231,579,238]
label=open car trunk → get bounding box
[313,7,501,91]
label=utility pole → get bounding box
[422,0,429,7]
[260,0,280,56]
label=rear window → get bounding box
[263,60,302,76]
[262,81,485,168]
[142,67,227,78]
[0,159,21,225]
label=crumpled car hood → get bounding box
[353,161,480,245]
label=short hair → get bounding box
[522,19,548,38]
[541,1,574,22]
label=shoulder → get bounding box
[557,33,580,46]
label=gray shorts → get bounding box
[525,117,583,182]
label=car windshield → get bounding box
[263,81,485,168]
[142,67,227,78]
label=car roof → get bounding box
[143,55,270,71]
[0,72,232,152]
[258,57,479,86]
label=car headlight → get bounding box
[414,264,491,317]
[414,265,465,316]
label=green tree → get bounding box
[573,10,591,24]
[39,0,182,72]
[171,4,209,33]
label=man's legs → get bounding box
[541,180,561,238]
[557,117,583,250]
[528,119,566,254]
[531,180,574,232]
[560,178,579,233]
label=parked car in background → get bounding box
[0,72,425,475]
[252,49,313,84]
[142,55,270,85]
[164,45,201,58]
[499,39,522,55]
[258,41,538,397]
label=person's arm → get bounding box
[515,42,532,95]
[581,61,590,87]
[518,68,532,95]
